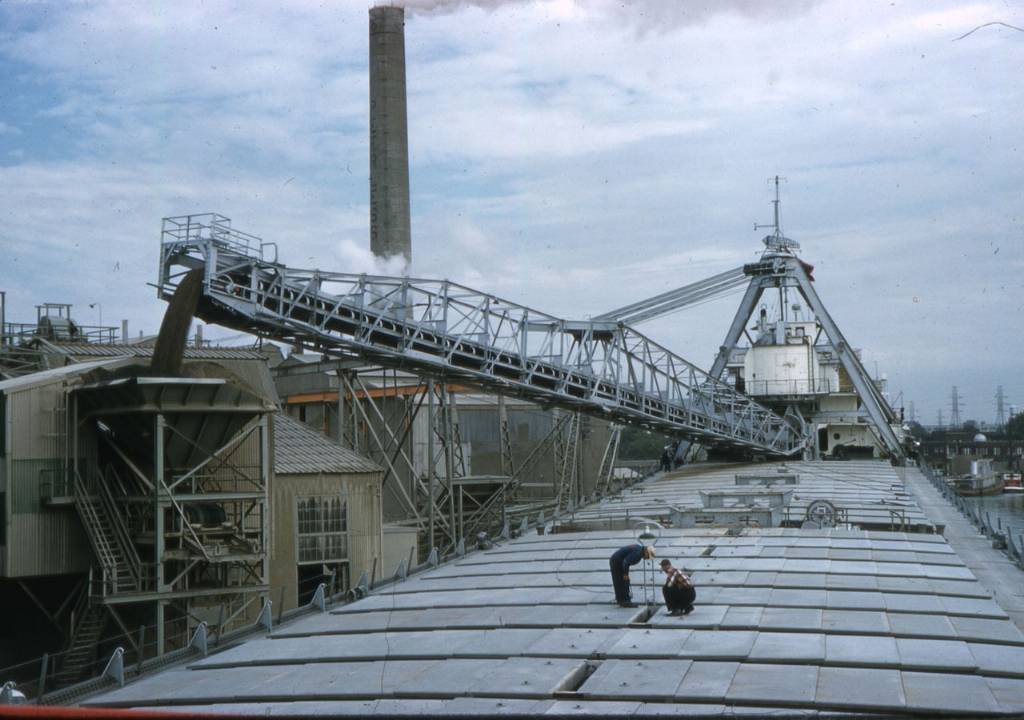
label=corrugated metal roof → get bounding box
[46,342,268,360]
[273,412,382,476]
[0,358,125,393]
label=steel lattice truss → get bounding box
[158,214,806,456]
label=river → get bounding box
[963,492,1024,546]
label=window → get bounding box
[295,495,348,564]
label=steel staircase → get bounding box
[56,602,108,684]
[72,470,143,596]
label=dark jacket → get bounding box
[611,544,644,575]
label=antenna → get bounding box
[754,176,785,235]
[755,175,800,255]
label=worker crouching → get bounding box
[660,558,696,616]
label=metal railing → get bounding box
[745,378,836,396]
[71,471,123,592]
[92,470,144,590]
[157,214,807,457]
[2,321,120,345]
[161,214,277,264]
[920,461,1024,569]
[38,468,73,502]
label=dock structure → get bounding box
[76,460,1024,716]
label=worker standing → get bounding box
[609,543,654,607]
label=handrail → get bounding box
[71,471,119,587]
[67,581,91,647]
[94,468,143,588]
[105,464,131,498]
[158,477,212,562]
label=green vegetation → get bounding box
[1008,413,1024,441]
[619,426,672,460]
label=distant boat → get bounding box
[955,474,1004,496]
[954,460,1003,496]
[1003,472,1022,493]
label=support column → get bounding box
[336,374,346,448]
[440,384,457,547]
[498,395,513,477]
[259,414,270,585]
[787,258,903,458]
[709,278,766,380]
[349,372,360,454]
[154,414,166,656]
[427,379,435,550]
[155,601,165,658]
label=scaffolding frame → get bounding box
[43,373,274,681]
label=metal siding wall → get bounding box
[7,505,91,577]
[4,381,90,578]
[270,470,382,612]
[211,424,263,493]
[1,392,8,574]
[459,410,501,476]
[347,472,382,586]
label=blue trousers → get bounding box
[609,558,632,602]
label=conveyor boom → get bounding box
[157,214,806,456]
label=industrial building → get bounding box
[919,431,1024,476]
[0,348,276,682]
[0,313,386,695]
[269,412,383,611]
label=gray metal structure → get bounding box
[595,266,749,326]
[696,182,904,460]
[706,250,903,459]
[157,214,805,461]
[594,181,904,460]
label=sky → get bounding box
[0,0,1021,425]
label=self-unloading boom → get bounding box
[157,214,807,456]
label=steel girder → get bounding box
[595,266,749,325]
[708,254,904,459]
[157,214,806,457]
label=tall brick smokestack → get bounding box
[369,6,412,269]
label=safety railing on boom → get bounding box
[157,214,807,457]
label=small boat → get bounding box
[1003,473,1023,493]
[955,474,1004,496]
[953,459,1004,496]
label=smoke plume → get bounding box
[373,0,819,29]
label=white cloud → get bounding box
[0,0,1021,420]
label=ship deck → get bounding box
[79,460,1024,716]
